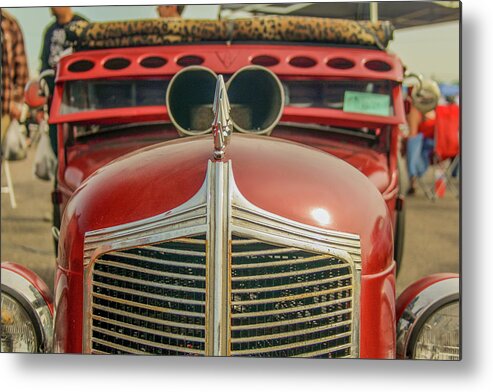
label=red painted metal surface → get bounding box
[50,103,406,127]
[49,44,405,126]
[360,261,396,358]
[396,273,460,321]
[60,125,393,195]
[1,262,54,315]
[272,126,392,194]
[56,44,403,82]
[55,134,395,354]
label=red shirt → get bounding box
[418,112,436,139]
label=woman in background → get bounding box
[405,80,441,195]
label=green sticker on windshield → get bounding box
[343,91,391,116]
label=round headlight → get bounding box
[412,301,460,360]
[1,265,53,353]
[396,277,460,360]
[1,293,38,352]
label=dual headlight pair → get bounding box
[1,264,53,353]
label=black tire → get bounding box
[394,203,406,275]
[394,155,407,275]
[52,201,61,258]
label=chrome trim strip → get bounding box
[230,225,355,267]
[232,253,330,269]
[85,224,208,266]
[107,251,206,270]
[232,264,350,281]
[92,315,205,343]
[95,259,206,281]
[91,338,144,355]
[232,247,299,257]
[232,207,361,265]
[230,331,353,355]
[231,319,352,343]
[232,274,352,293]
[92,303,205,330]
[231,296,352,318]
[92,289,205,309]
[231,285,351,306]
[91,326,203,355]
[91,293,203,318]
[145,246,207,257]
[93,270,205,294]
[292,343,353,358]
[396,277,460,359]
[230,308,352,330]
[210,160,231,356]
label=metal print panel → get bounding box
[1,2,460,360]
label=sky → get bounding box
[389,21,459,83]
[5,5,459,83]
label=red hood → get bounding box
[325,144,389,193]
[64,127,390,194]
[61,134,393,276]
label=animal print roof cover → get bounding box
[65,16,394,50]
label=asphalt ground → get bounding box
[1,147,460,295]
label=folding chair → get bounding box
[418,104,460,200]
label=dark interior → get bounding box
[227,68,283,133]
[167,69,216,133]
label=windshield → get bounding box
[61,78,394,117]
[61,79,169,114]
[283,79,394,116]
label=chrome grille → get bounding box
[90,236,207,355]
[229,236,354,358]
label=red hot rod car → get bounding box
[1,16,459,359]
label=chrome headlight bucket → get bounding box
[397,277,460,360]
[1,266,53,353]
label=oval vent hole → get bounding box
[251,55,280,67]
[365,60,392,72]
[104,57,131,70]
[68,59,95,72]
[140,56,167,68]
[289,56,317,68]
[177,55,204,67]
[327,58,355,70]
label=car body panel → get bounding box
[55,134,394,356]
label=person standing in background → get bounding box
[404,80,441,195]
[156,5,184,18]
[40,7,87,73]
[39,7,88,155]
[1,9,29,143]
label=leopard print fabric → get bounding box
[65,16,394,50]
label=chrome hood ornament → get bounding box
[211,75,232,160]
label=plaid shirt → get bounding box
[1,9,29,116]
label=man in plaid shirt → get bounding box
[1,9,29,143]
